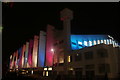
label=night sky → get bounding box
[2,2,120,71]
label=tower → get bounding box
[60,8,73,52]
[60,8,73,73]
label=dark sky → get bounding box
[2,2,120,66]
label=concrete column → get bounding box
[24,42,29,68]
[38,31,46,67]
[32,36,39,67]
[21,45,26,68]
[45,25,55,66]
[28,40,34,68]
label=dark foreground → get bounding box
[2,72,120,80]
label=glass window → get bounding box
[68,56,71,62]
[104,39,107,44]
[97,40,100,44]
[98,64,110,73]
[48,67,52,71]
[97,48,108,58]
[101,40,104,43]
[44,68,47,71]
[112,40,115,47]
[93,40,97,45]
[85,64,94,69]
[74,53,82,61]
[89,41,92,46]
[84,41,88,46]
[68,55,72,62]
[109,39,112,44]
[59,57,64,63]
[46,71,48,76]
[72,42,77,45]
[84,51,93,60]
[107,39,109,44]
[78,41,82,45]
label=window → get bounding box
[97,40,100,44]
[68,56,72,62]
[74,68,83,71]
[84,51,93,60]
[74,53,82,61]
[59,57,64,63]
[101,40,104,43]
[84,41,88,46]
[78,41,82,45]
[97,48,108,58]
[46,71,48,76]
[72,42,77,45]
[93,40,97,45]
[112,40,115,47]
[98,64,110,73]
[104,39,107,44]
[89,41,92,46]
[107,39,109,44]
[68,70,73,75]
[85,64,94,69]
[48,67,52,71]
[44,68,47,71]
[68,67,74,70]
[109,39,112,44]
[43,71,45,76]
[68,56,71,62]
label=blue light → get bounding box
[38,31,46,67]
[71,35,110,50]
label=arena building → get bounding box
[9,8,120,79]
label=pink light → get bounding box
[51,49,54,52]
[46,25,55,66]
[28,40,33,68]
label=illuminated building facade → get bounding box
[9,8,120,79]
[71,35,119,50]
